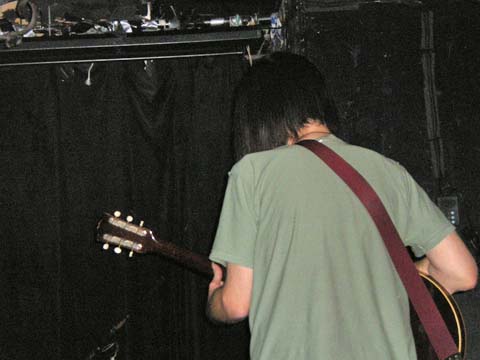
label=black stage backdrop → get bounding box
[0,56,250,360]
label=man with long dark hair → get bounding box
[206,52,477,359]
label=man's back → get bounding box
[210,135,454,359]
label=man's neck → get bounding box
[287,122,331,145]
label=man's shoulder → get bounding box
[335,140,405,171]
[235,145,292,167]
[232,138,409,180]
[229,146,301,184]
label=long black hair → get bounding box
[233,52,339,160]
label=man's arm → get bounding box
[415,231,478,294]
[206,262,253,324]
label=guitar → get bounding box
[96,212,467,359]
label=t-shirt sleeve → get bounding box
[209,159,256,268]
[400,168,455,257]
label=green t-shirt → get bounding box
[209,135,454,360]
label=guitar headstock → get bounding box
[97,211,214,277]
[96,212,158,257]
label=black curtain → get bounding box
[0,55,250,360]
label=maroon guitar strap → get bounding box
[297,139,461,360]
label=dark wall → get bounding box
[435,3,480,232]
[302,5,433,189]
[298,2,480,230]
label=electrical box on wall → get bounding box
[437,195,460,226]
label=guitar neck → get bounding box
[149,240,213,278]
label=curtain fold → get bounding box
[0,55,250,360]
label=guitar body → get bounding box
[411,273,466,359]
[97,213,467,359]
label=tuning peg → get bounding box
[102,243,110,250]
[126,215,133,223]
[139,220,144,227]
[114,211,121,217]
[114,247,122,254]
[129,250,134,258]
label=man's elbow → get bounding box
[461,265,478,291]
[221,292,249,321]
[451,262,478,293]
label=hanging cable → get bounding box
[85,63,94,86]
[246,45,253,66]
[421,10,445,197]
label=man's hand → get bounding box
[208,263,225,299]
[206,262,253,324]
[415,257,430,275]
[418,231,478,294]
